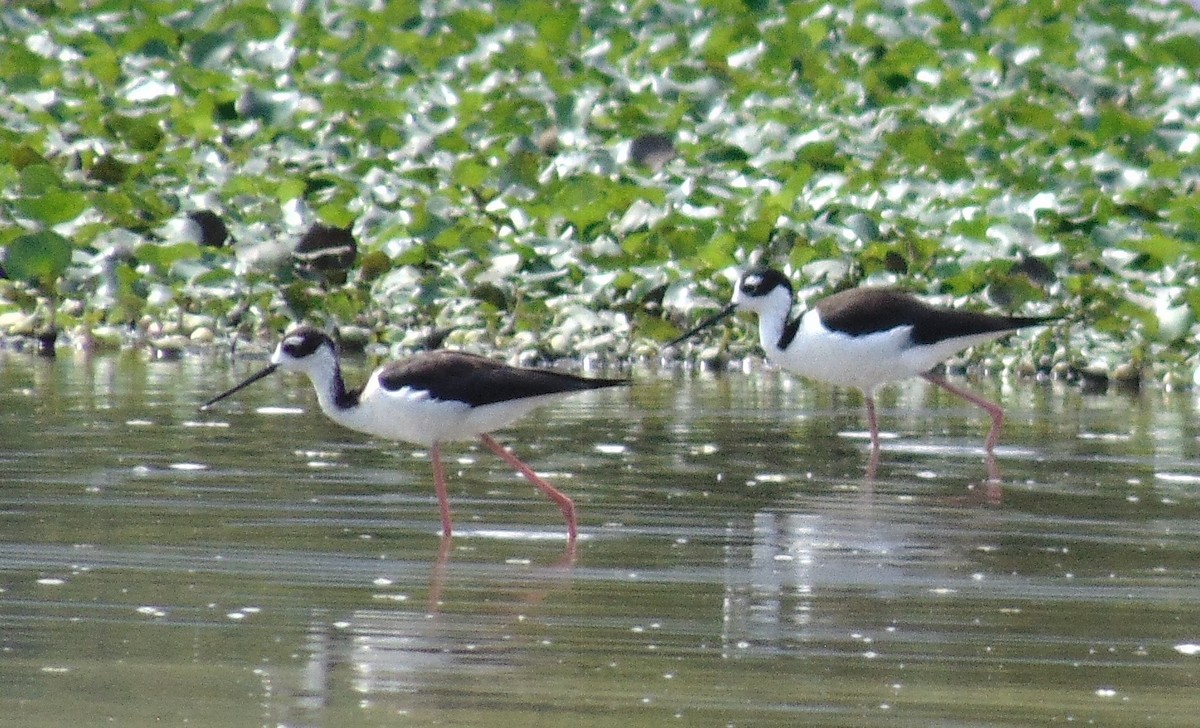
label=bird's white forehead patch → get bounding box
[742,274,763,289]
[280,335,309,356]
[279,331,324,359]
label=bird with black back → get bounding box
[202,326,628,541]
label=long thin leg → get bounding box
[864,394,882,452]
[479,433,578,541]
[865,440,881,480]
[863,394,882,479]
[984,451,1002,485]
[430,442,454,538]
[429,534,452,611]
[922,373,1004,453]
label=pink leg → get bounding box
[865,442,881,480]
[429,534,452,611]
[479,433,578,541]
[863,394,882,479]
[430,442,454,538]
[864,394,882,452]
[922,373,1004,453]
[984,451,1002,485]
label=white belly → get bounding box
[767,313,1006,393]
[324,383,569,447]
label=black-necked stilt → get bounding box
[294,223,357,285]
[186,209,231,247]
[669,266,1053,460]
[201,326,628,540]
[629,132,676,171]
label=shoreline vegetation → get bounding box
[3,2,1199,391]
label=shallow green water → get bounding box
[1,349,1198,727]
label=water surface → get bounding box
[1,349,1198,727]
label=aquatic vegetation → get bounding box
[1,1,1198,383]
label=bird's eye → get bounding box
[281,335,305,355]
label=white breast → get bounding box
[321,375,573,447]
[768,313,910,392]
[766,311,1011,394]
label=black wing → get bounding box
[816,288,1052,346]
[377,350,628,407]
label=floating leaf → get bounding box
[88,155,131,185]
[14,191,89,226]
[358,249,391,282]
[10,144,48,170]
[106,113,165,152]
[19,164,62,195]
[136,242,203,274]
[189,31,237,68]
[5,232,73,290]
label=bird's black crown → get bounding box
[738,267,793,298]
[281,327,334,358]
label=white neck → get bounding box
[279,347,355,420]
[756,309,787,358]
[741,287,795,359]
[304,363,347,418]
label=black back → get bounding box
[377,350,628,407]
[814,287,1050,345]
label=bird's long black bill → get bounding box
[666,304,737,348]
[200,364,278,410]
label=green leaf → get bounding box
[19,164,62,195]
[0,42,47,86]
[1132,234,1183,267]
[315,204,356,229]
[1158,34,1200,69]
[276,178,306,203]
[189,31,237,69]
[795,140,840,170]
[1094,104,1156,144]
[191,267,236,287]
[88,155,131,185]
[636,311,684,341]
[358,249,391,282]
[116,19,179,57]
[452,159,489,188]
[106,113,165,152]
[10,145,48,170]
[698,232,738,269]
[5,231,73,290]
[136,242,203,273]
[14,190,89,225]
[78,37,121,88]
[220,6,283,39]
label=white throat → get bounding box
[738,287,795,359]
[275,346,348,418]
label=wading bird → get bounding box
[669,267,1052,471]
[202,326,628,540]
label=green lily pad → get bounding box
[5,231,73,290]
